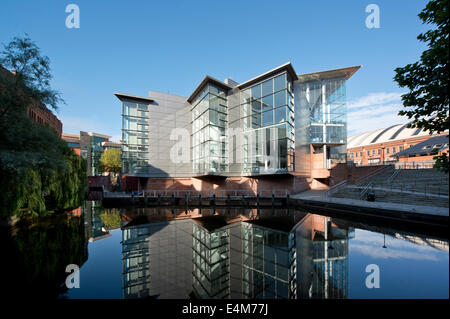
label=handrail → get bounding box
[353,165,393,185]
[387,169,401,184]
[104,189,291,198]
[325,180,347,198]
[360,182,373,199]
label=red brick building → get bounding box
[0,65,62,136]
[347,123,448,166]
[27,104,62,137]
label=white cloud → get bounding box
[347,92,404,110]
[347,92,410,136]
[350,244,440,261]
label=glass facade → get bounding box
[192,222,230,298]
[229,72,295,174]
[241,223,291,299]
[191,83,228,175]
[122,101,150,175]
[117,64,358,178]
[297,77,348,166]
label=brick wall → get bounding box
[121,175,310,195]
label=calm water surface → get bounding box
[5,201,448,299]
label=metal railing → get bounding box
[394,161,436,169]
[386,169,401,184]
[353,165,393,185]
[104,189,291,198]
[325,180,347,198]
[359,182,373,199]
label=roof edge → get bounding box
[237,62,298,89]
[187,75,232,103]
[114,92,154,104]
[297,65,361,83]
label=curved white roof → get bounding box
[347,123,434,148]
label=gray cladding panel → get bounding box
[144,91,192,177]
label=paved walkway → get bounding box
[293,189,449,218]
[345,185,449,199]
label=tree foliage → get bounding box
[0,35,86,217]
[0,34,64,119]
[99,148,122,174]
[394,0,449,172]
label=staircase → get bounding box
[332,168,449,208]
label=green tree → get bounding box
[0,34,63,119]
[0,35,86,217]
[99,148,122,174]
[394,0,449,173]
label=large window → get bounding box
[122,101,150,174]
[239,72,294,173]
[191,83,228,175]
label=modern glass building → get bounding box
[115,63,360,183]
[241,223,292,299]
[192,219,231,298]
[118,93,152,176]
[119,211,353,299]
[189,79,230,175]
[63,131,112,176]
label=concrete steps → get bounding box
[333,168,449,208]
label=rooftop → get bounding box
[296,65,361,83]
[236,62,298,89]
[186,75,232,103]
[347,123,436,148]
[394,134,449,157]
[114,92,154,104]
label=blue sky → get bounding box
[0,0,430,140]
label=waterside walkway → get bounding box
[291,189,448,229]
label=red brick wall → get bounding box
[121,175,310,195]
[28,105,62,137]
[347,133,447,165]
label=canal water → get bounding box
[4,201,448,299]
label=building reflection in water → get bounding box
[294,214,354,299]
[120,207,353,299]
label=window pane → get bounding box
[251,99,261,114]
[262,95,273,111]
[241,89,251,104]
[252,113,261,128]
[262,110,273,126]
[274,74,286,91]
[262,79,273,97]
[251,84,261,99]
[274,107,287,123]
[274,90,286,107]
